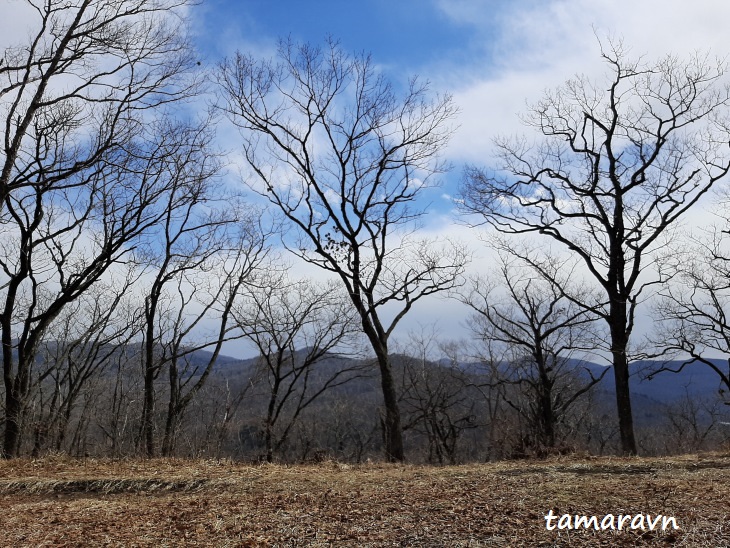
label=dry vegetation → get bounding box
[0,453,728,546]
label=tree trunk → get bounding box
[2,349,33,458]
[141,364,156,457]
[535,348,555,449]
[609,303,637,455]
[141,292,161,458]
[3,390,22,458]
[161,414,179,457]
[264,375,280,463]
[161,360,180,457]
[161,408,177,457]
[538,386,555,449]
[374,350,404,462]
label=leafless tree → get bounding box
[160,232,267,457]
[324,397,380,463]
[0,0,201,458]
[661,389,726,454]
[95,345,143,457]
[650,223,730,396]
[395,328,477,464]
[207,375,257,459]
[0,116,217,458]
[28,271,142,456]
[0,0,198,204]
[233,274,363,462]
[216,39,466,461]
[461,252,607,454]
[137,173,269,456]
[460,42,730,455]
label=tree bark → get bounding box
[372,342,404,462]
[2,391,22,458]
[609,302,637,455]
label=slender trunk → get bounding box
[141,290,161,458]
[535,348,555,449]
[161,360,179,457]
[264,423,274,463]
[161,411,177,457]
[108,362,125,456]
[609,301,637,455]
[264,378,279,463]
[2,281,20,458]
[538,387,555,449]
[3,381,23,458]
[56,406,72,453]
[142,364,156,457]
[374,348,404,462]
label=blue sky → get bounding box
[192,0,730,195]
[195,0,507,74]
[191,0,535,225]
[189,0,730,350]
[4,0,730,354]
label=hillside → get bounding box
[23,342,728,460]
[217,352,730,407]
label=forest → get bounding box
[3,0,730,465]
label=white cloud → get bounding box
[436,0,730,163]
[424,0,730,343]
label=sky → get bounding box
[4,0,730,359]
[185,0,730,356]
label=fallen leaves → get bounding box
[0,453,728,546]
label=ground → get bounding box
[0,453,728,546]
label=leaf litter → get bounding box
[0,452,728,546]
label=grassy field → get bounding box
[0,453,728,546]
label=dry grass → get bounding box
[0,453,729,546]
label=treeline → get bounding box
[20,341,730,463]
[3,0,730,461]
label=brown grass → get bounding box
[0,452,729,546]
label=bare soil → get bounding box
[0,452,728,546]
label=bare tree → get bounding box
[29,271,142,455]
[0,0,200,458]
[650,223,730,396]
[460,42,730,455]
[0,116,215,458]
[137,165,269,456]
[0,0,197,206]
[398,329,477,464]
[216,39,466,461]
[159,228,267,457]
[661,389,726,454]
[95,344,143,457]
[207,375,257,459]
[233,274,363,462]
[461,253,607,454]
